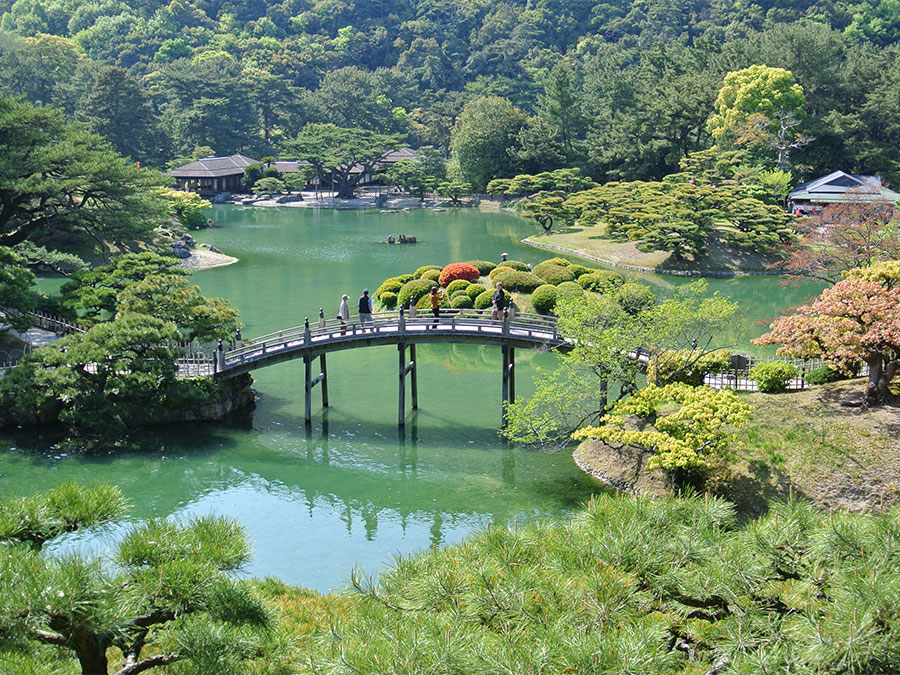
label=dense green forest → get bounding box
[1,0,899,184]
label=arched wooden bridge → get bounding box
[209,308,570,427]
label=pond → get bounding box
[0,206,824,591]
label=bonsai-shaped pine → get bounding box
[521,191,571,232]
[0,483,272,674]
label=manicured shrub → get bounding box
[532,262,575,285]
[578,270,624,292]
[491,269,544,293]
[422,269,441,282]
[450,294,474,309]
[500,259,530,271]
[531,284,558,312]
[556,281,584,300]
[396,273,415,283]
[541,257,571,267]
[376,277,403,298]
[489,265,516,280]
[647,349,731,386]
[750,361,799,393]
[439,262,481,287]
[397,278,438,309]
[475,289,510,309]
[464,260,497,275]
[415,265,441,278]
[567,264,593,278]
[466,284,488,300]
[805,364,843,385]
[380,291,398,308]
[445,279,471,294]
[615,282,655,314]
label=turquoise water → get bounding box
[0,206,823,591]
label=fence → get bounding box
[702,353,864,392]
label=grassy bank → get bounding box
[527,227,779,275]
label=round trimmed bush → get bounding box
[531,284,558,312]
[532,262,576,285]
[568,264,593,278]
[421,269,441,282]
[415,265,441,278]
[397,278,438,309]
[396,273,415,283]
[450,294,474,309]
[449,288,469,300]
[750,362,799,393]
[446,279,471,294]
[541,257,571,267]
[578,270,624,292]
[439,262,481,287]
[466,284,488,300]
[380,291,398,308]
[464,260,497,275]
[499,259,530,271]
[805,365,842,385]
[491,269,544,293]
[375,277,404,298]
[489,265,516,280]
[475,288,510,309]
[556,281,584,300]
[615,282,655,314]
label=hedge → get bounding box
[567,264,593,278]
[499,259,530,271]
[449,288,469,300]
[463,260,497,275]
[376,277,404,299]
[450,294,474,309]
[439,263,480,287]
[541,257,571,267]
[380,291,398,308]
[489,265,516,280]
[531,284,558,312]
[445,279,471,294]
[578,270,624,292]
[398,278,438,309]
[466,284,488,300]
[421,269,441,282]
[491,269,544,293]
[750,362,799,393]
[805,365,843,385]
[555,281,584,300]
[415,265,441,278]
[532,262,576,285]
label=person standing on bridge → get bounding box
[358,289,373,331]
[429,285,445,328]
[338,294,350,334]
[490,282,506,321]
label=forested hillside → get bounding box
[1,0,898,184]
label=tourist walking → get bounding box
[338,294,350,334]
[358,289,373,330]
[491,282,506,321]
[429,285,445,327]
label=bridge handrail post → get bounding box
[502,308,510,335]
[304,317,311,345]
[408,298,416,318]
[216,338,225,372]
[318,308,326,329]
[399,306,405,333]
[234,328,242,350]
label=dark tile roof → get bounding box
[789,170,900,203]
[166,154,260,178]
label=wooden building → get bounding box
[789,171,900,214]
[166,154,259,195]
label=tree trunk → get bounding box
[865,355,889,406]
[74,633,109,675]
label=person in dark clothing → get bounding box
[491,282,506,321]
[358,289,373,330]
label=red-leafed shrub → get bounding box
[439,262,480,287]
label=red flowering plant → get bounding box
[438,262,480,287]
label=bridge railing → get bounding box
[221,309,562,369]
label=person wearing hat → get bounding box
[358,288,373,330]
[428,284,445,328]
[491,281,506,321]
[337,293,350,334]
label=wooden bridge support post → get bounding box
[398,342,417,426]
[319,353,328,408]
[304,353,328,425]
[501,343,515,428]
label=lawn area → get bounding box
[527,226,779,275]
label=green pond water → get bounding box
[0,206,823,591]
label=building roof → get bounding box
[789,170,900,203]
[166,154,260,178]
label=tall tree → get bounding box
[450,96,527,191]
[0,95,168,250]
[284,123,403,199]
